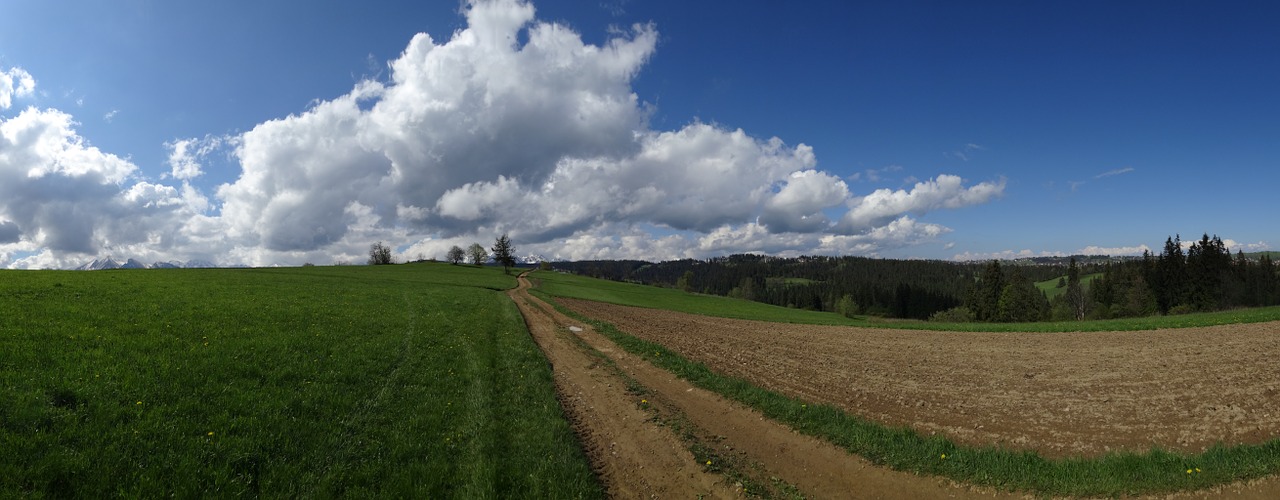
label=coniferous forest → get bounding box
[554,234,1280,322]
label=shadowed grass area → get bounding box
[0,263,600,498]
[531,272,1280,497]
[535,270,1280,331]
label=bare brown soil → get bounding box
[558,298,1280,459]
[509,275,1003,499]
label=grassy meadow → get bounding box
[0,263,600,498]
[536,270,1280,332]
[1034,272,1102,300]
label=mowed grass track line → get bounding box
[0,263,600,498]
[536,270,1280,331]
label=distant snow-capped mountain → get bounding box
[75,257,122,271]
[74,258,223,270]
[518,254,548,265]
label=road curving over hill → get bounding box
[508,273,1004,498]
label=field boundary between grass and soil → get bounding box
[531,270,1280,332]
[527,284,1280,497]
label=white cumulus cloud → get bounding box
[0,2,1008,268]
[0,106,213,268]
[840,175,1005,231]
[165,135,225,180]
[0,67,36,110]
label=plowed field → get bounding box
[559,298,1280,458]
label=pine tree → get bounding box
[970,260,1005,322]
[1066,257,1086,320]
[491,233,516,274]
[997,268,1048,322]
[1155,235,1187,313]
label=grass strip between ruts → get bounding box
[530,288,1280,497]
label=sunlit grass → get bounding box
[0,263,600,497]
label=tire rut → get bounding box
[509,274,1003,499]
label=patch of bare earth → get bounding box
[510,276,1004,499]
[558,298,1280,460]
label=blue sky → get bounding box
[0,0,1276,268]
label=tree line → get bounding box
[959,234,1280,322]
[444,233,516,273]
[1092,234,1279,316]
[369,233,519,274]
[557,254,1068,320]
[555,234,1279,323]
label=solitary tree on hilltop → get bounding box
[446,245,465,265]
[491,233,516,274]
[368,242,393,265]
[468,243,488,266]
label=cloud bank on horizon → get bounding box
[0,0,1012,269]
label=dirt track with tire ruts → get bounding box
[508,275,1004,499]
[558,298,1280,459]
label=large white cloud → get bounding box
[840,175,1005,231]
[0,104,213,268]
[1,0,1007,268]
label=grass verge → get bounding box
[0,263,601,498]
[535,271,1280,331]
[530,286,1280,497]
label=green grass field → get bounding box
[531,270,1280,496]
[0,263,600,498]
[1034,272,1102,300]
[537,270,1280,331]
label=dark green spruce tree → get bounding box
[1065,257,1087,320]
[491,233,516,274]
[968,260,1005,322]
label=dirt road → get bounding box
[508,274,999,499]
[557,298,1280,459]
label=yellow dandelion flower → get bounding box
[641,399,648,404]
[1186,469,1193,474]
[705,460,712,465]
[1196,468,1201,473]
[136,401,142,405]
[207,432,214,436]
[941,454,947,459]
